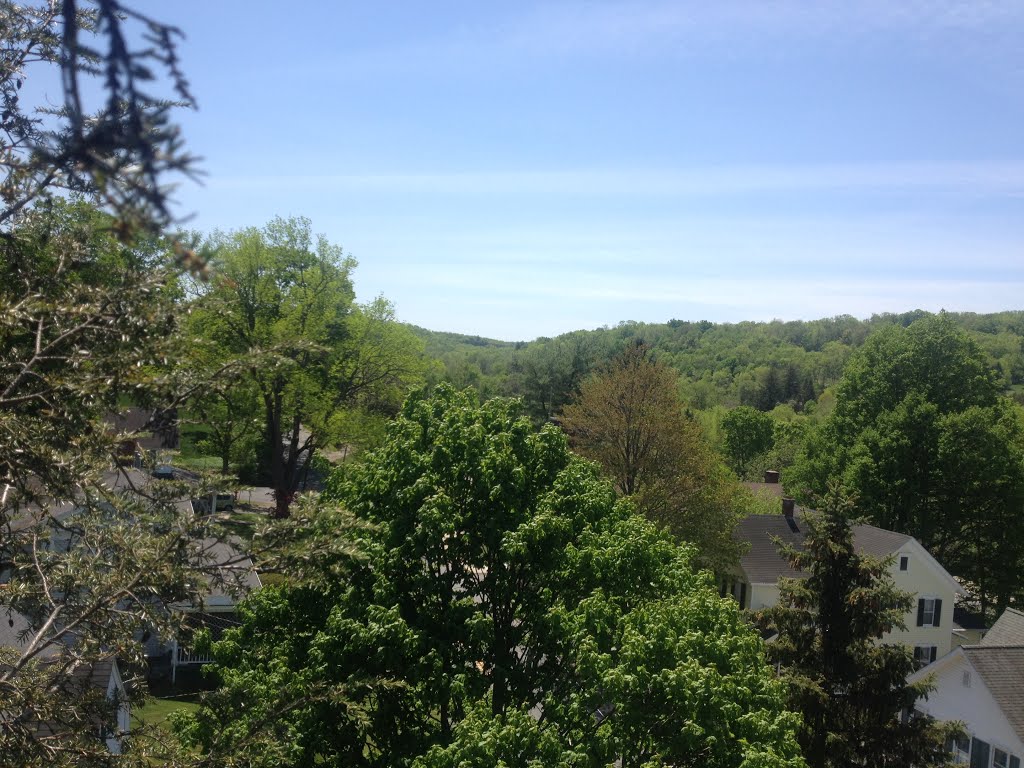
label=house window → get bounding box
[913,645,937,668]
[900,555,909,571]
[994,749,1009,768]
[917,597,943,627]
[962,670,972,688]
[947,734,970,764]
[970,738,990,768]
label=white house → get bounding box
[909,608,1024,767]
[162,536,262,682]
[732,474,966,661]
[0,608,130,754]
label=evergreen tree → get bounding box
[755,488,959,768]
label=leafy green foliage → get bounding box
[186,218,428,516]
[756,489,960,768]
[0,199,248,765]
[722,405,776,477]
[184,387,804,767]
[416,311,1024,417]
[790,314,1024,613]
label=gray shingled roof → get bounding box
[735,514,806,583]
[735,513,912,585]
[982,608,1024,647]
[851,523,912,558]
[962,646,1024,742]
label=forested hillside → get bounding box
[414,310,1024,421]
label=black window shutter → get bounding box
[1009,756,1019,768]
[970,738,990,768]
[930,646,937,663]
[739,582,747,610]
[934,599,942,627]
[917,598,925,627]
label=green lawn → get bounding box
[133,696,199,732]
[176,454,225,471]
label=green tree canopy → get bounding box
[182,386,804,768]
[187,218,427,516]
[722,405,776,477]
[789,314,1024,613]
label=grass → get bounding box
[216,509,265,544]
[133,696,200,732]
[176,454,225,471]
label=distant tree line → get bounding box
[414,310,1024,422]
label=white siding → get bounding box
[886,541,959,658]
[740,538,961,656]
[748,583,780,612]
[915,652,1024,760]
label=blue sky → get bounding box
[147,1,1024,340]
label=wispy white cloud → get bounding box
[329,0,1024,76]
[388,268,1024,339]
[206,162,1024,197]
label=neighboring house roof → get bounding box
[202,537,263,598]
[962,645,1024,742]
[851,523,912,558]
[734,512,959,590]
[734,514,806,583]
[166,537,261,612]
[68,656,120,693]
[982,608,1024,647]
[0,608,60,660]
[104,407,179,451]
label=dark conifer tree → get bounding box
[755,488,959,768]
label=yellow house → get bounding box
[730,480,966,662]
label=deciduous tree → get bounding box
[722,405,776,477]
[789,313,1024,614]
[182,387,805,768]
[188,221,427,516]
[560,343,744,570]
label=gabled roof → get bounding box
[735,513,915,586]
[734,514,806,584]
[852,523,913,558]
[962,645,1024,742]
[0,608,60,660]
[983,608,1024,646]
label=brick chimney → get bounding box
[764,470,780,484]
[782,497,795,518]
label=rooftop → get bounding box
[982,607,1024,647]
[962,645,1024,742]
[735,512,912,585]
